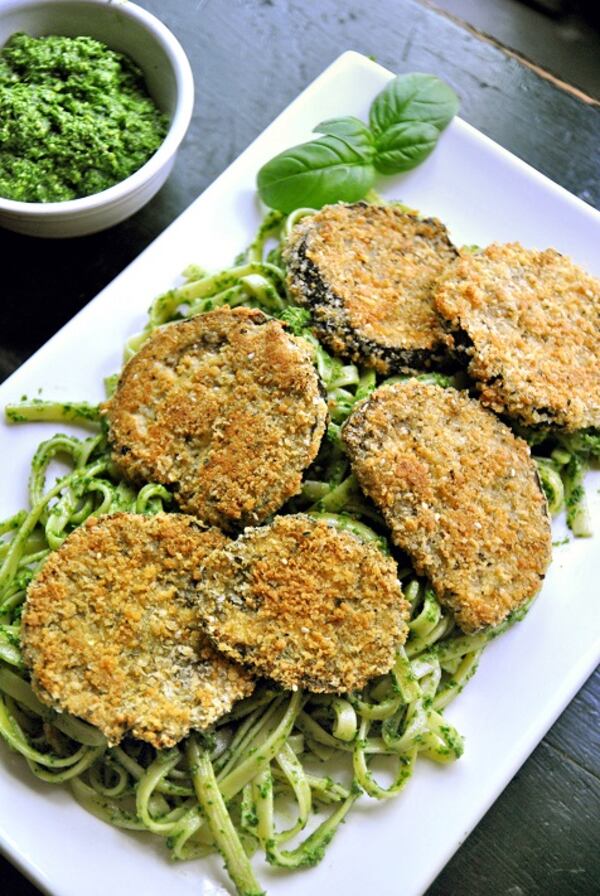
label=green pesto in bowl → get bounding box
[0,32,168,202]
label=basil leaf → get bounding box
[370,73,459,136]
[257,134,376,213]
[256,71,459,211]
[373,121,440,173]
[313,116,375,150]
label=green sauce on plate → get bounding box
[0,33,168,203]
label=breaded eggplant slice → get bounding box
[284,203,458,374]
[434,243,600,431]
[21,513,254,748]
[103,306,328,530]
[197,514,409,693]
[342,381,552,632]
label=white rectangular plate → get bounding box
[1,51,599,896]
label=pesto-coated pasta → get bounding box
[0,206,595,896]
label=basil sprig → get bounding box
[257,72,459,213]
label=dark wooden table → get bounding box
[1,1,599,894]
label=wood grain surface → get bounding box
[0,1,598,894]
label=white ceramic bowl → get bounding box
[0,0,194,237]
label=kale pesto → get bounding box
[0,33,168,202]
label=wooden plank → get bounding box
[420,0,600,106]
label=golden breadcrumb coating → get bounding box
[284,203,457,373]
[102,306,328,530]
[434,243,600,431]
[197,514,409,693]
[22,513,254,747]
[342,381,552,632]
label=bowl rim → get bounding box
[0,0,194,216]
